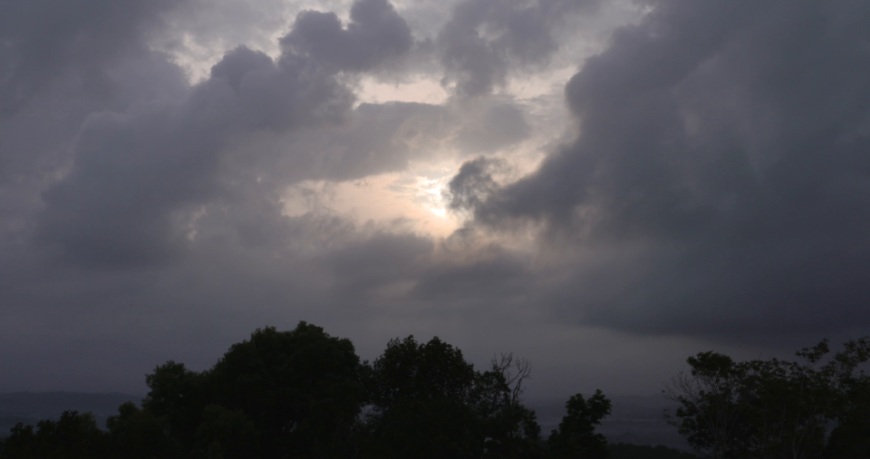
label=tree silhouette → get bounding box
[364,335,481,459]
[0,411,108,459]
[547,390,612,459]
[665,337,870,459]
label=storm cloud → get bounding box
[456,0,870,336]
[438,0,599,97]
[1,0,869,400]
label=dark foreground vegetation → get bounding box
[0,323,867,459]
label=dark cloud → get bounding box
[282,0,414,72]
[0,0,183,115]
[438,0,598,97]
[3,0,869,402]
[447,156,505,213]
[458,1,870,337]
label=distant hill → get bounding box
[0,392,142,437]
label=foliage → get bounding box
[106,401,184,459]
[475,355,542,459]
[363,335,482,459]
[547,389,612,459]
[608,443,698,459]
[665,337,870,459]
[143,360,210,448]
[0,411,108,459]
[206,323,365,458]
[192,404,259,459]
[0,323,613,459]
[363,337,545,459]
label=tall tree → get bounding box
[140,322,367,459]
[363,336,544,459]
[364,336,481,459]
[476,354,541,459]
[547,390,612,459]
[207,323,366,459]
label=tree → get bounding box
[0,411,109,459]
[140,322,367,459]
[206,322,366,459]
[665,337,870,459]
[475,354,541,459]
[142,360,210,449]
[364,335,481,459]
[663,352,751,459]
[547,390,612,459]
[106,401,184,459]
[192,404,259,459]
[363,336,544,459]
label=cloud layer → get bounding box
[455,0,870,336]
[1,0,869,397]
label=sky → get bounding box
[2,0,870,400]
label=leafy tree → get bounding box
[547,390,612,459]
[106,401,184,459]
[363,337,543,459]
[138,322,367,459]
[207,323,366,459]
[1,324,553,459]
[0,411,108,459]
[824,362,870,458]
[663,352,751,459]
[143,360,211,448]
[475,354,542,459]
[192,404,259,459]
[665,337,870,459]
[0,423,36,458]
[364,335,481,459]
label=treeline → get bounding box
[0,323,868,459]
[0,323,612,459]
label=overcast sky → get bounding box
[2,0,869,400]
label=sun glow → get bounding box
[282,166,460,238]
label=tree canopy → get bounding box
[15,323,868,459]
[1,322,609,459]
[665,337,870,459]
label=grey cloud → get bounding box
[453,102,530,153]
[447,156,505,213]
[411,250,531,305]
[213,100,450,192]
[0,0,193,271]
[28,0,419,269]
[0,0,184,115]
[438,0,598,97]
[282,0,414,72]
[322,232,433,300]
[6,0,869,404]
[457,1,870,337]
[36,45,355,268]
[284,102,448,183]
